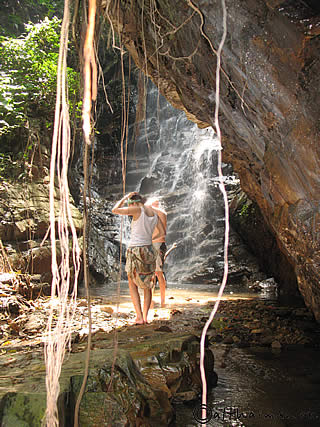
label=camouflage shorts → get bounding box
[125,245,157,289]
[153,242,167,271]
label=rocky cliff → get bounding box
[0,141,83,285]
[103,0,320,319]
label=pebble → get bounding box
[100,306,114,314]
[271,340,281,349]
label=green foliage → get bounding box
[209,318,228,331]
[0,153,19,179]
[0,0,65,37]
[239,202,250,217]
[0,17,80,139]
[27,0,64,16]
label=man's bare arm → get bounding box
[112,193,139,216]
[153,215,166,240]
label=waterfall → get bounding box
[72,75,261,288]
[126,80,239,283]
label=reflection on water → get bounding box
[82,281,263,318]
[174,345,320,427]
[85,281,263,304]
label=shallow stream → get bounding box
[174,344,320,427]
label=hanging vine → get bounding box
[44,1,231,426]
[45,0,81,425]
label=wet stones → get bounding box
[204,299,320,349]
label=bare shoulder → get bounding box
[144,205,156,217]
[153,207,167,224]
[152,206,167,215]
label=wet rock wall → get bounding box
[103,0,320,320]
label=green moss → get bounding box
[209,318,228,331]
[239,202,250,217]
[0,393,46,427]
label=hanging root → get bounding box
[73,0,98,426]
[82,0,97,145]
[0,239,12,273]
[44,0,81,426]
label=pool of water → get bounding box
[174,345,320,426]
[82,280,271,308]
[80,280,268,324]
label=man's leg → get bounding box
[128,275,144,324]
[143,288,152,323]
[156,271,166,307]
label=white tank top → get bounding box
[129,207,158,247]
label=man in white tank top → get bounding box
[112,192,165,324]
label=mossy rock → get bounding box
[0,392,47,427]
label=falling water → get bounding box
[125,80,240,284]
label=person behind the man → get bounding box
[146,198,167,307]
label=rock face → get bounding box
[0,144,83,283]
[104,1,320,320]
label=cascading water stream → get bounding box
[125,80,238,284]
[75,74,258,289]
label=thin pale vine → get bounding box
[158,39,200,62]
[195,0,228,424]
[95,19,114,114]
[141,0,151,154]
[147,6,196,63]
[150,0,161,124]
[107,36,131,395]
[187,0,252,114]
